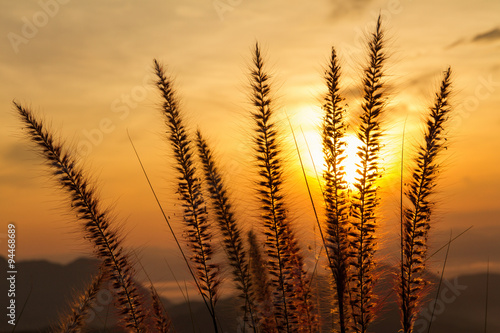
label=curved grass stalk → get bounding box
[15,102,147,332]
[287,117,323,333]
[128,132,216,324]
[427,232,452,333]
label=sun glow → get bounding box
[343,134,363,186]
[299,130,362,188]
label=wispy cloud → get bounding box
[447,26,500,48]
[330,0,374,19]
[2,142,40,164]
[472,27,500,42]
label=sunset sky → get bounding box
[1,0,499,280]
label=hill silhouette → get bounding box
[1,256,498,332]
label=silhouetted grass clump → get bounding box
[15,16,456,333]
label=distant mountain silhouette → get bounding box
[369,265,500,333]
[0,256,103,332]
[1,256,498,332]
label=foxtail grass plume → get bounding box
[153,60,221,332]
[196,130,258,331]
[150,285,173,332]
[321,46,352,333]
[56,267,106,333]
[248,43,316,333]
[349,15,386,333]
[248,230,277,332]
[399,68,453,333]
[15,102,147,332]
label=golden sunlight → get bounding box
[300,129,362,187]
[300,129,324,174]
[343,134,363,186]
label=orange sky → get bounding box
[1,0,499,279]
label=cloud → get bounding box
[445,37,465,49]
[330,0,374,19]
[446,27,500,49]
[472,27,500,42]
[1,142,40,164]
